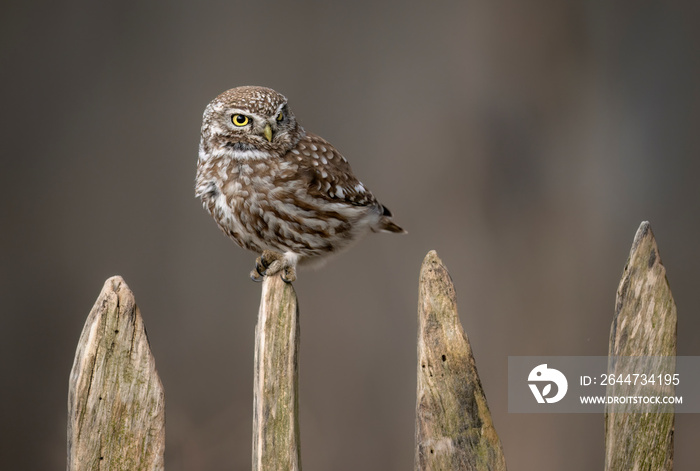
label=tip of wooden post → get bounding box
[420,250,453,286]
[105,274,125,286]
[261,274,297,297]
[423,250,439,262]
[630,221,652,254]
[98,276,136,311]
[421,250,445,271]
[105,275,126,284]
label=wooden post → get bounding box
[415,251,507,471]
[67,276,165,471]
[252,275,302,471]
[605,222,677,471]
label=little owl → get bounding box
[195,86,405,282]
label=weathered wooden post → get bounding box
[67,276,165,471]
[252,275,302,471]
[605,222,677,471]
[415,250,507,471]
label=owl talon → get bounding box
[255,257,267,276]
[281,266,296,283]
[251,250,288,281]
[262,250,282,267]
[250,269,264,282]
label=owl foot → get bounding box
[250,250,297,283]
[280,266,296,283]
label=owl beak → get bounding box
[263,123,273,142]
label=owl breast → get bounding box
[196,149,375,262]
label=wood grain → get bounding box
[415,251,507,471]
[605,222,677,471]
[67,276,165,471]
[252,275,301,471]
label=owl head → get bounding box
[199,86,302,162]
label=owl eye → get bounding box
[276,111,284,122]
[232,114,250,126]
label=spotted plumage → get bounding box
[196,86,405,282]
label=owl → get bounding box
[195,86,405,283]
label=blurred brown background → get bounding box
[2,1,699,470]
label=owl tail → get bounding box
[379,219,407,234]
[374,205,407,234]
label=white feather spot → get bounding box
[310,144,318,151]
[214,193,228,213]
[335,186,345,198]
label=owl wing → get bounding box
[291,133,382,209]
[278,132,405,234]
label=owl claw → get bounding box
[281,266,296,284]
[250,269,264,282]
[255,252,272,275]
[251,250,296,283]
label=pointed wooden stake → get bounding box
[67,276,165,471]
[252,276,302,471]
[415,251,507,471]
[605,222,677,471]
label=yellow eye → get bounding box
[232,114,249,126]
[276,111,284,122]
